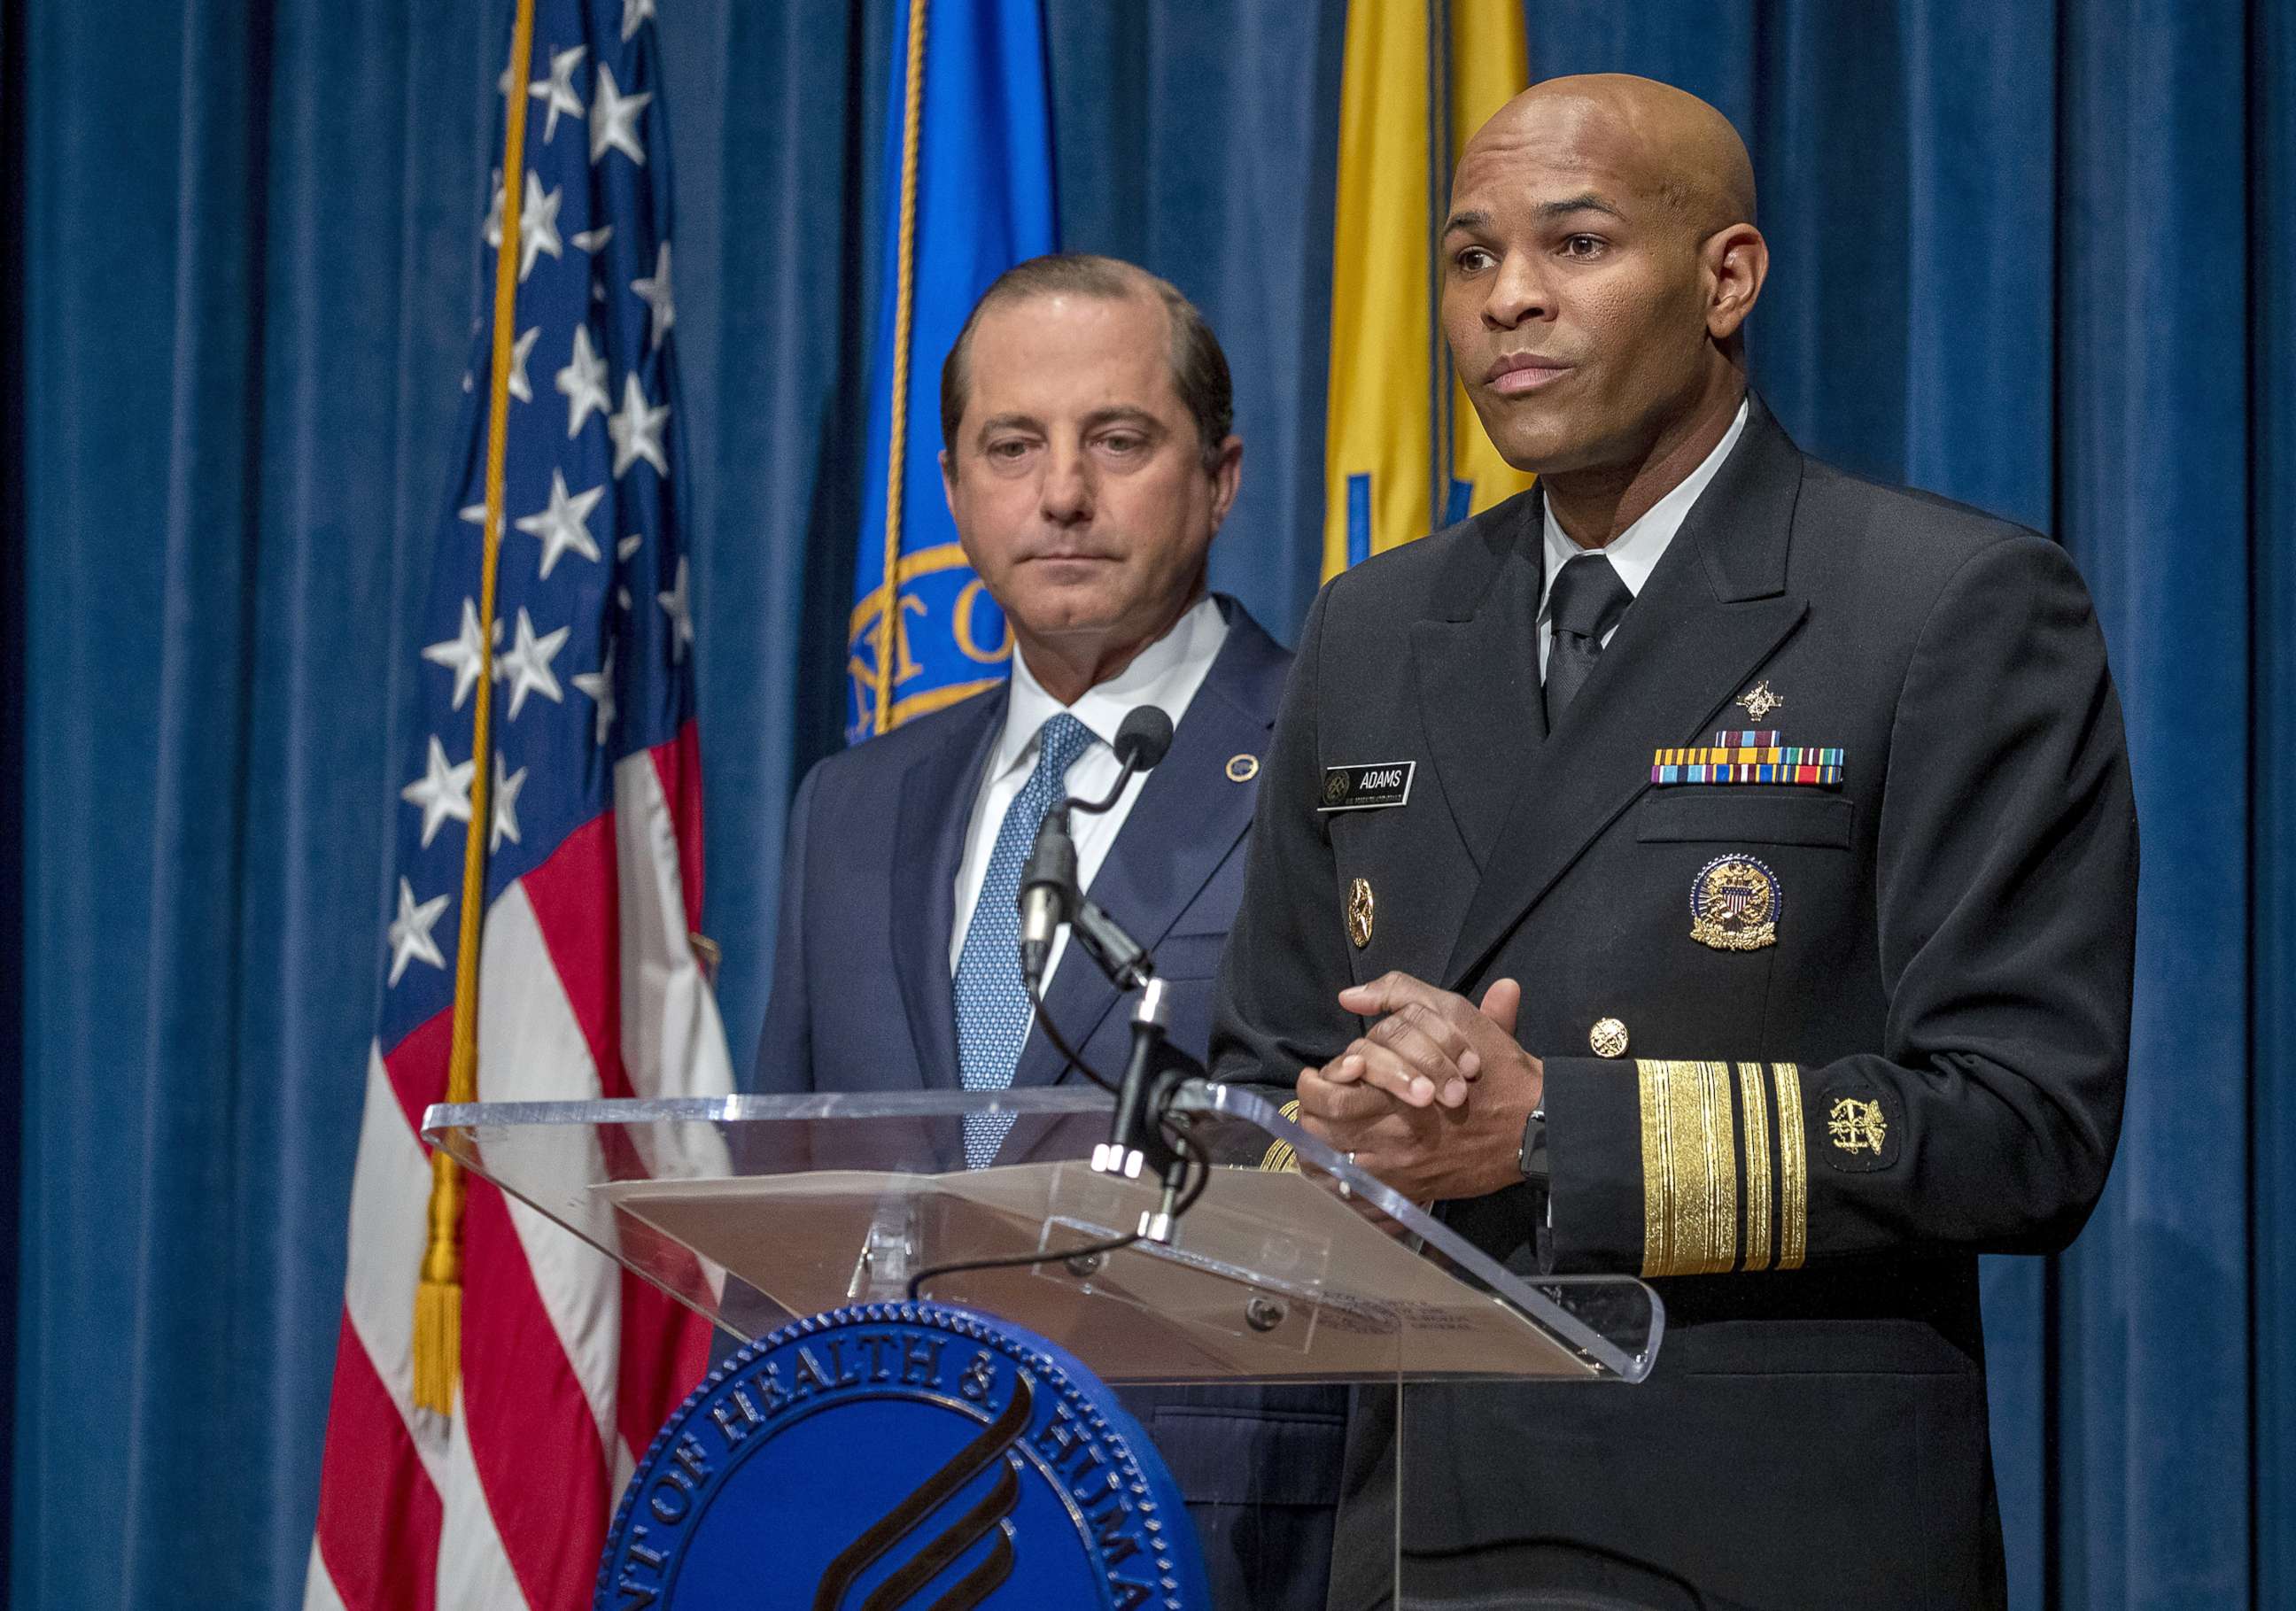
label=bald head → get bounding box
[1439,74,1768,518]
[1470,75,1756,241]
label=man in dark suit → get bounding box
[1214,77,2137,1609]
[756,253,1341,1609]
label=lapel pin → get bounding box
[1346,878,1375,949]
[1226,754,1260,783]
[1735,680,1785,722]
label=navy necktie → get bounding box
[952,713,1098,1168]
[1544,554,1634,726]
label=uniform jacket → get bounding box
[1212,397,2137,1610]
[756,596,1344,1611]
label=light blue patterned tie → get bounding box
[953,713,1098,1167]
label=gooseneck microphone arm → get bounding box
[1004,705,1201,1241]
[908,705,1202,1304]
[1016,706,1175,991]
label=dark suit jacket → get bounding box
[1213,398,2137,1611]
[756,596,1343,1611]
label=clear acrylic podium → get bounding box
[423,1082,1664,1607]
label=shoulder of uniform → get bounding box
[1785,461,2098,628]
[1320,485,1538,628]
[1798,459,2047,562]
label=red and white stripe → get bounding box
[308,730,730,1611]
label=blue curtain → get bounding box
[0,0,24,1594]
[6,3,2289,1607]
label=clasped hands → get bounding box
[1295,972,1544,1207]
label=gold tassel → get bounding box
[409,0,537,1417]
[412,1150,467,1413]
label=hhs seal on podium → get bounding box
[597,1303,1210,1609]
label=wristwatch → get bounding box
[1517,1104,1548,1184]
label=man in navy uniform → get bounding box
[1214,77,2137,1609]
[756,254,1341,1608]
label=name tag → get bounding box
[1319,761,1416,812]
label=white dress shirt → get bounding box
[1537,397,1750,676]
[949,593,1231,990]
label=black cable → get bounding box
[905,1088,1212,1305]
[904,1216,1151,1305]
[1170,1122,1211,1215]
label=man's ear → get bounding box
[939,446,957,519]
[1704,223,1768,342]
[1207,435,1244,530]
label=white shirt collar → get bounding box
[1540,395,1751,613]
[992,593,1230,780]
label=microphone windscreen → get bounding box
[1113,705,1175,771]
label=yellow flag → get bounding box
[1323,0,1535,580]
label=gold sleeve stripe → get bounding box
[1694,1062,1739,1274]
[1737,1061,1772,1272]
[1638,1067,1669,1274]
[1636,1060,1739,1277]
[1260,1098,1305,1172]
[1772,1062,1808,1270]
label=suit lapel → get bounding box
[1411,492,1547,868]
[1010,607,1288,1088]
[1441,398,1811,988]
[891,693,1003,1090]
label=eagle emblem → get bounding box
[1688,855,1780,951]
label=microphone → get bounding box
[1018,812,1075,987]
[1016,704,1173,988]
[998,702,1191,1230]
[1105,705,1174,778]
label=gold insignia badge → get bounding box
[1323,771,1351,806]
[1827,1096,1888,1156]
[1735,680,1785,721]
[1589,1017,1630,1058]
[1226,753,1260,783]
[1689,855,1780,951]
[1346,878,1375,948]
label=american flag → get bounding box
[307,2,733,1607]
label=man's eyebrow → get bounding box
[1442,195,1627,236]
[973,412,1043,440]
[1538,192,1625,221]
[1081,406,1163,432]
